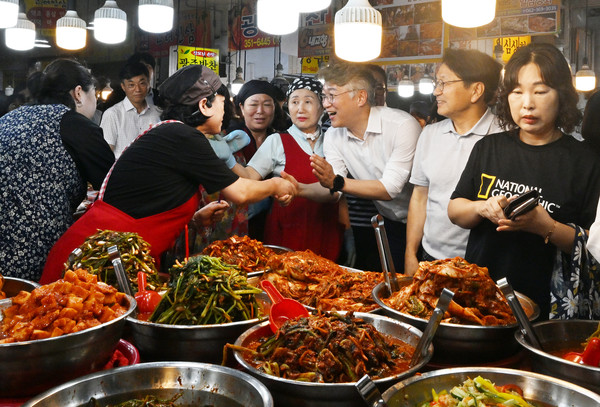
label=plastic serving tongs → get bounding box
[371,214,399,293]
[497,277,544,351]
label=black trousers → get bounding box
[352,216,406,273]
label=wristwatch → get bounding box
[330,175,345,195]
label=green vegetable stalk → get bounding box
[67,229,161,292]
[149,255,263,325]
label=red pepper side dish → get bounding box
[0,269,129,343]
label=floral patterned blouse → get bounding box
[0,104,114,281]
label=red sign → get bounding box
[228,0,279,50]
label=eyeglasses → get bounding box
[321,89,357,104]
[434,79,464,91]
[375,85,386,94]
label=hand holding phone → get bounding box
[503,190,540,220]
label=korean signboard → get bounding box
[177,46,220,74]
[229,0,279,50]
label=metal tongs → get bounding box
[356,374,389,407]
[107,245,133,297]
[497,277,543,351]
[371,214,399,293]
[409,288,454,368]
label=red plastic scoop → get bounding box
[134,272,162,314]
[260,280,309,333]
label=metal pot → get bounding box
[515,319,600,394]
[372,282,539,364]
[380,367,600,406]
[0,294,136,398]
[232,312,432,407]
[1,276,40,297]
[127,314,266,364]
[22,362,273,407]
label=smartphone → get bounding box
[503,189,540,220]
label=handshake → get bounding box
[207,130,251,169]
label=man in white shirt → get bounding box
[100,62,161,159]
[404,48,503,275]
[311,62,422,271]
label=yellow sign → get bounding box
[301,56,329,75]
[495,36,531,64]
[177,46,220,74]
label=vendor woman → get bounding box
[41,65,297,283]
[230,77,344,260]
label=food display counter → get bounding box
[1,236,599,406]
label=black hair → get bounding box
[127,52,156,69]
[441,48,502,106]
[496,43,581,133]
[37,58,95,110]
[26,71,44,104]
[119,62,149,82]
[160,83,232,129]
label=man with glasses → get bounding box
[311,62,422,272]
[404,48,502,275]
[100,62,161,159]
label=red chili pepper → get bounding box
[563,351,584,364]
[581,337,600,367]
[134,272,162,314]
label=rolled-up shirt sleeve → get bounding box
[379,115,421,198]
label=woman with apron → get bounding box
[41,65,297,283]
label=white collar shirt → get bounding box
[323,106,422,221]
[100,96,162,159]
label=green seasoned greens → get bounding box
[149,255,263,325]
[104,393,182,406]
[67,229,161,293]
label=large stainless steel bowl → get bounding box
[127,313,266,364]
[232,312,432,407]
[373,282,540,364]
[0,294,136,398]
[515,319,600,394]
[1,276,40,297]
[22,361,273,407]
[380,367,600,406]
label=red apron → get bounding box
[264,133,343,261]
[40,121,200,284]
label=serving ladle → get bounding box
[356,374,389,407]
[409,287,454,368]
[371,214,399,293]
[497,277,544,351]
[260,280,309,333]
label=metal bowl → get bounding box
[126,311,267,364]
[0,294,135,398]
[373,282,540,364]
[380,367,600,406]
[1,276,40,297]
[22,361,273,407]
[515,319,600,394]
[232,312,432,407]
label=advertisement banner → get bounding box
[298,24,333,58]
[494,36,531,64]
[228,0,279,50]
[25,0,66,37]
[146,9,212,59]
[177,46,220,74]
[301,55,330,75]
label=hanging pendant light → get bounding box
[231,66,245,96]
[418,75,435,94]
[575,0,596,92]
[94,0,127,44]
[0,0,18,28]
[5,12,36,51]
[334,0,382,62]
[139,0,174,34]
[442,0,496,28]
[257,0,299,35]
[297,0,331,13]
[397,76,414,98]
[56,9,87,50]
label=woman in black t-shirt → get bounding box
[448,43,600,319]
